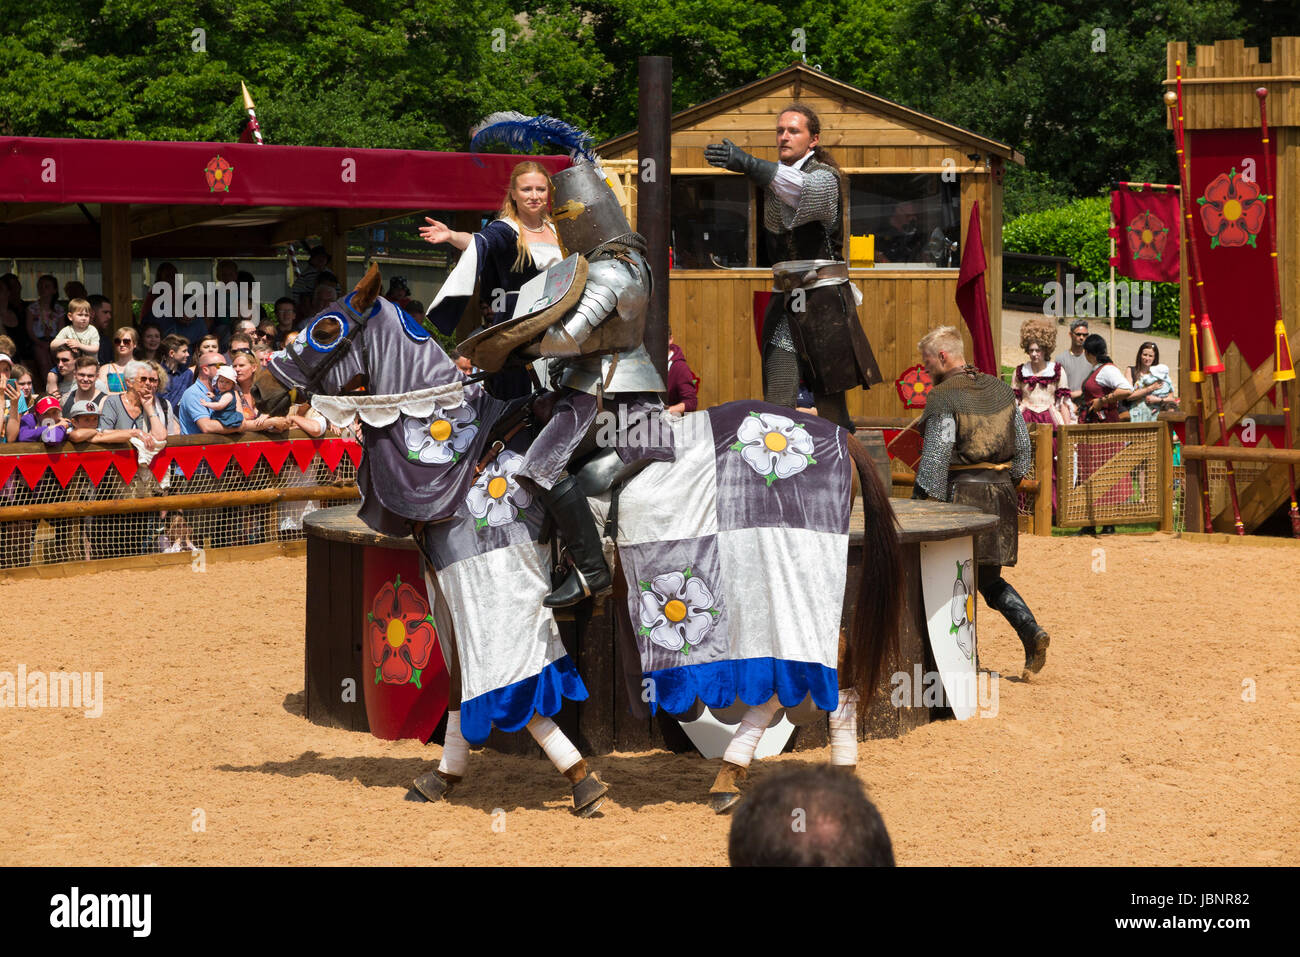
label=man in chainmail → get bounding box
[911,326,1049,678]
[706,103,881,431]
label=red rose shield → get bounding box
[366,574,437,688]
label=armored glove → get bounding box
[705,138,777,186]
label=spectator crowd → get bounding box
[0,257,374,567]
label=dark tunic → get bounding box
[914,368,1030,566]
[762,158,881,394]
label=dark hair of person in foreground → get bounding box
[728,765,895,867]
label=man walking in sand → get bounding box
[911,326,1049,677]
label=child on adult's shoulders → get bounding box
[50,298,101,357]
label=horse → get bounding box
[259,265,902,814]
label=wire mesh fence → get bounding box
[0,436,358,569]
[1056,422,1164,528]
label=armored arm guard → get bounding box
[1010,413,1032,482]
[914,412,956,501]
[539,252,650,358]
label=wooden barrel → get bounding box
[852,427,893,492]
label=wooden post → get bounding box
[1034,422,1053,535]
[99,204,133,324]
[1184,414,1204,533]
[638,55,671,387]
[1160,420,1175,532]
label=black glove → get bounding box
[704,138,777,186]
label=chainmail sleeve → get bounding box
[914,412,956,500]
[765,167,840,232]
[1011,412,1032,481]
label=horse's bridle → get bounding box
[284,292,378,397]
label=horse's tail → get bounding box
[842,431,902,708]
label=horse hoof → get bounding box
[709,791,742,814]
[412,770,457,802]
[571,771,609,817]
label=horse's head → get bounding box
[261,264,465,417]
[259,264,386,410]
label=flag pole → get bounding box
[1173,60,1243,534]
[1108,205,1116,348]
[240,82,264,145]
[1255,87,1300,536]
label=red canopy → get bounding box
[0,136,568,209]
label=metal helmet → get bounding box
[550,162,632,254]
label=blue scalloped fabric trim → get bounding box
[459,655,588,744]
[645,657,838,717]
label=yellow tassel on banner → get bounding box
[1200,317,1225,374]
[1276,320,1296,382]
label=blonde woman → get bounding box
[421,160,563,398]
[96,326,139,395]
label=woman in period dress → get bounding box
[1013,318,1075,514]
[421,161,563,399]
[1013,317,1076,427]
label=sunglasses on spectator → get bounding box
[136,375,159,384]
[230,348,253,356]
[114,337,136,345]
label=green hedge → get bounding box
[1003,196,1180,336]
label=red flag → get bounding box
[1109,188,1180,282]
[955,202,997,375]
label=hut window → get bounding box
[849,174,961,268]
[670,175,750,268]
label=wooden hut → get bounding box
[1167,38,1300,532]
[598,63,1023,419]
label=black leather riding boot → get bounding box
[979,568,1049,674]
[537,475,612,608]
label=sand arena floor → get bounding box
[0,532,1294,866]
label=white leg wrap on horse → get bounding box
[829,690,859,766]
[721,696,782,769]
[438,711,469,777]
[527,714,582,775]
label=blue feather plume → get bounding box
[469,111,596,162]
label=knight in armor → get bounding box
[458,161,670,609]
[706,103,882,431]
[910,326,1050,678]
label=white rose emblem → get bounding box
[731,410,816,486]
[949,559,974,661]
[638,568,720,656]
[466,450,531,529]
[402,405,478,466]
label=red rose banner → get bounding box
[1109,189,1180,282]
[1187,129,1281,448]
[1189,130,1276,370]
